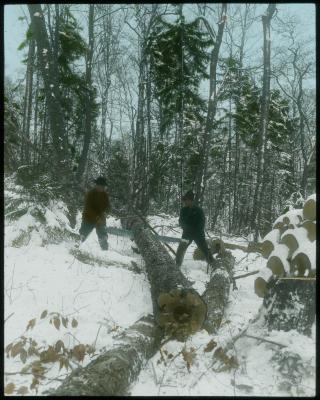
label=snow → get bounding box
[281,226,308,244]
[4,194,315,396]
[261,228,280,244]
[291,241,315,270]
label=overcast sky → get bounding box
[4,3,316,85]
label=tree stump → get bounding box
[262,277,315,336]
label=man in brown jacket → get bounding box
[79,176,111,250]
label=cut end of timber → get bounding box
[303,197,316,221]
[300,220,316,242]
[261,240,274,259]
[267,256,288,277]
[291,253,312,277]
[254,277,268,298]
[157,288,207,341]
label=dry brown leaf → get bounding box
[40,347,59,363]
[72,344,86,362]
[20,348,28,364]
[182,348,196,372]
[30,377,39,390]
[11,342,23,358]
[55,340,65,353]
[71,318,78,328]
[5,383,15,394]
[53,317,61,330]
[17,386,29,395]
[61,316,68,328]
[6,343,13,355]
[26,318,36,331]
[204,339,217,353]
[40,310,48,319]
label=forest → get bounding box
[4,3,316,397]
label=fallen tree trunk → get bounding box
[49,315,163,396]
[129,217,207,341]
[202,250,235,334]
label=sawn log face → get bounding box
[130,218,207,341]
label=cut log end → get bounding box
[267,256,288,277]
[254,277,268,298]
[303,198,316,221]
[157,289,207,341]
[261,240,274,259]
[300,220,316,242]
[291,253,312,277]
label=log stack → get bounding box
[253,194,316,335]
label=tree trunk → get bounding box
[250,4,276,241]
[22,38,35,165]
[28,4,69,171]
[76,4,95,183]
[262,277,315,336]
[202,251,235,333]
[195,4,227,206]
[49,315,163,396]
[128,217,207,342]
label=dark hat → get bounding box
[182,190,194,201]
[94,176,107,186]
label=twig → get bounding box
[233,270,260,280]
[4,372,64,382]
[5,312,14,323]
[93,325,102,350]
[243,334,287,348]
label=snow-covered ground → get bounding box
[4,187,315,396]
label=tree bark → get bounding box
[195,4,227,206]
[202,250,235,333]
[27,4,69,171]
[128,217,207,342]
[250,4,276,241]
[76,4,95,183]
[49,315,163,396]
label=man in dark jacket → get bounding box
[79,176,111,250]
[176,190,214,267]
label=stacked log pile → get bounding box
[254,194,316,335]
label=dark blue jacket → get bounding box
[179,205,205,238]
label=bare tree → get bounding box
[250,4,276,241]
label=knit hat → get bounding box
[94,176,107,186]
[182,190,194,201]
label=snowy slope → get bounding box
[4,197,315,396]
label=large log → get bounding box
[279,227,308,259]
[202,251,235,333]
[291,241,316,277]
[260,229,280,259]
[262,277,315,336]
[299,220,316,242]
[129,218,207,341]
[282,209,303,225]
[303,195,316,221]
[266,244,290,276]
[49,315,163,396]
[254,268,273,298]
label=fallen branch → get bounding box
[233,270,260,280]
[243,334,287,348]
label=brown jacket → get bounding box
[82,187,111,224]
